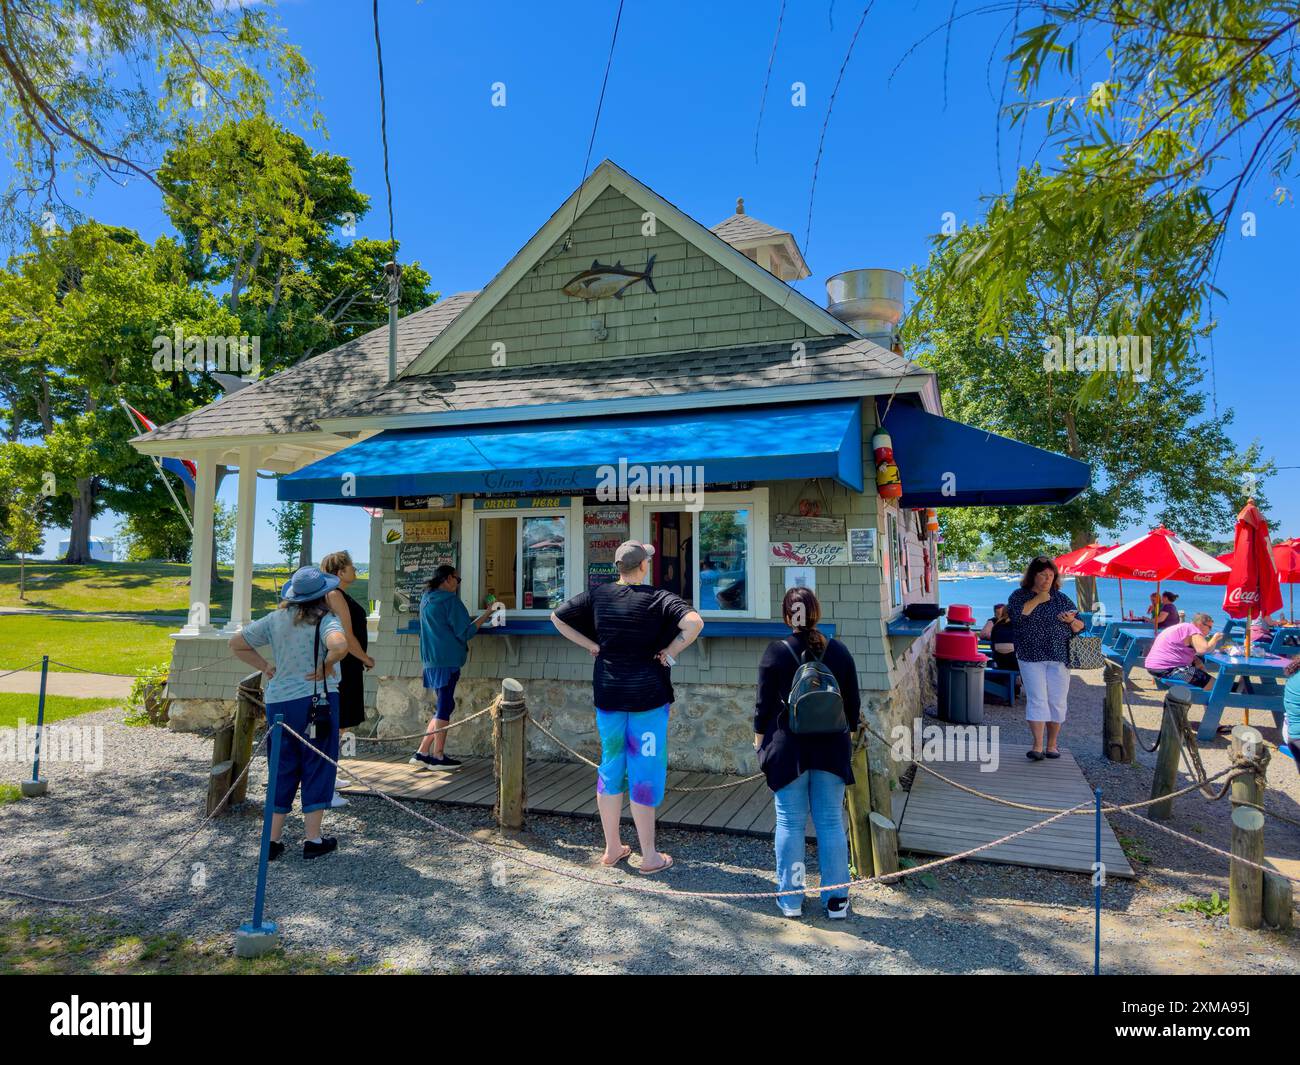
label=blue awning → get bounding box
[880,401,1090,507]
[279,400,863,503]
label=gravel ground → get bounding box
[2,671,1299,974]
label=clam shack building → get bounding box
[131,160,1089,777]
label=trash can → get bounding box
[934,630,988,725]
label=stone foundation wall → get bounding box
[167,698,237,733]
[365,628,936,776]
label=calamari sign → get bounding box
[767,541,850,566]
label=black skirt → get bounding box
[337,591,368,729]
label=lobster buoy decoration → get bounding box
[925,508,939,536]
[871,428,903,499]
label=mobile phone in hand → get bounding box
[663,652,676,667]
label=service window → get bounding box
[885,508,904,610]
[631,490,769,619]
[462,498,581,615]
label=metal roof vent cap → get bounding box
[825,269,904,339]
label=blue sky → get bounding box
[21,0,1299,561]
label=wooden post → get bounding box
[212,723,234,768]
[1147,686,1190,820]
[1264,870,1294,931]
[207,760,234,817]
[845,731,875,877]
[1121,721,1137,765]
[1229,724,1267,812]
[230,672,263,807]
[1229,806,1265,929]
[1102,661,1125,761]
[494,678,526,830]
[863,729,893,819]
[869,811,899,878]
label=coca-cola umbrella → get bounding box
[1275,538,1300,621]
[1054,543,1119,615]
[1228,538,1300,622]
[1221,501,1284,657]
[1092,527,1231,633]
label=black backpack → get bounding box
[782,640,848,735]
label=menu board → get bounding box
[584,504,628,590]
[394,541,457,612]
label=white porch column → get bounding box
[181,449,218,635]
[222,446,259,632]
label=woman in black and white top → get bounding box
[1006,556,1084,761]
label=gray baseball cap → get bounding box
[614,540,655,570]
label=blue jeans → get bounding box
[773,769,850,908]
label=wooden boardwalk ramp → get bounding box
[897,742,1134,878]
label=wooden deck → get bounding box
[338,750,784,835]
[897,742,1135,878]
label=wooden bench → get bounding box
[1152,675,1210,705]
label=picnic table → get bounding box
[1194,651,1290,741]
[1100,621,1155,681]
[1267,626,1300,656]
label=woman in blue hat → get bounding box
[230,566,350,860]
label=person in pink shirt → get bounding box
[1144,612,1223,689]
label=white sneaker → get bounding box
[777,898,803,918]
[330,792,350,808]
[826,898,849,920]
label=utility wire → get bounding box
[753,0,787,163]
[372,0,396,247]
[568,0,626,235]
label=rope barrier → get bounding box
[0,661,45,681]
[1113,806,1300,887]
[0,730,271,905]
[282,718,1093,900]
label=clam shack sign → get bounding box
[768,541,850,566]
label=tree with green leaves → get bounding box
[947,0,1300,385]
[905,169,1270,607]
[0,222,238,562]
[271,500,309,573]
[0,0,317,230]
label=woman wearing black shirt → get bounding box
[552,541,703,875]
[323,551,374,807]
[754,587,861,920]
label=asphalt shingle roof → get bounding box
[709,214,789,245]
[327,335,923,422]
[136,292,479,443]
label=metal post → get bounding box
[21,656,49,797]
[1093,786,1102,976]
[235,713,283,958]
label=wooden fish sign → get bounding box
[561,256,657,300]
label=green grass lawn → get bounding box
[0,693,120,730]
[0,910,374,974]
[1,561,370,617]
[0,616,176,675]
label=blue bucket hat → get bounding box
[280,565,340,604]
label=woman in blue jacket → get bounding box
[410,565,491,769]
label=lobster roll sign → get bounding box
[767,541,851,566]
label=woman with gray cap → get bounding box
[229,565,350,861]
[551,540,704,874]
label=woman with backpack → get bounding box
[754,586,861,920]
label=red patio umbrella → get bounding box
[1221,501,1284,657]
[1054,543,1121,616]
[1271,538,1300,622]
[1093,527,1231,633]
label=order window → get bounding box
[641,500,761,616]
[474,511,569,612]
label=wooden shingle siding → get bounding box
[439,187,818,373]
